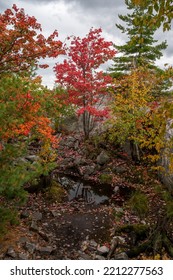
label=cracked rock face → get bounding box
[159,119,173,192]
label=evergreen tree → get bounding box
[110,0,167,77]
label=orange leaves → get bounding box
[0,75,58,149]
[0,5,63,74]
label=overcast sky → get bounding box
[0,0,173,88]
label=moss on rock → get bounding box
[46,181,67,202]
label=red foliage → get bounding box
[54,28,116,138]
[0,4,63,74]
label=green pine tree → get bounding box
[110,0,167,77]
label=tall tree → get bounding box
[110,0,167,77]
[54,28,116,139]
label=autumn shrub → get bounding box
[108,67,173,169]
[0,75,59,202]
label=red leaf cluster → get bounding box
[54,28,116,137]
[0,5,63,74]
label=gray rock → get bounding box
[65,136,77,148]
[113,186,120,193]
[113,166,126,174]
[38,246,54,255]
[74,157,86,166]
[114,252,128,260]
[18,236,28,245]
[59,115,79,133]
[97,151,110,165]
[18,253,28,260]
[158,119,173,191]
[113,236,126,244]
[51,210,61,217]
[89,240,98,248]
[6,247,17,258]
[30,220,39,232]
[25,242,36,254]
[32,211,42,221]
[97,245,109,256]
[83,165,96,175]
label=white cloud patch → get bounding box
[0,0,172,88]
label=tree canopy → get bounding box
[110,0,167,77]
[54,28,116,139]
[0,4,63,75]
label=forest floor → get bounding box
[0,135,173,260]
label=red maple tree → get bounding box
[54,28,116,139]
[0,4,63,74]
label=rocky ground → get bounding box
[0,133,173,260]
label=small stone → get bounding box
[113,236,125,244]
[51,210,60,217]
[84,165,96,176]
[97,151,110,165]
[113,186,120,193]
[113,166,126,174]
[89,240,98,248]
[97,245,109,256]
[38,246,54,255]
[25,242,36,254]
[81,241,89,252]
[18,253,28,260]
[114,252,128,260]
[32,211,42,221]
[30,220,39,232]
[6,247,17,258]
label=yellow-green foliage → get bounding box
[108,67,173,169]
[109,68,155,143]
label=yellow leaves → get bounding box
[109,66,173,169]
[38,141,57,165]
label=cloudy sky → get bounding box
[0,0,173,88]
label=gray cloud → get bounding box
[62,0,123,9]
[0,0,172,88]
[17,0,123,9]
